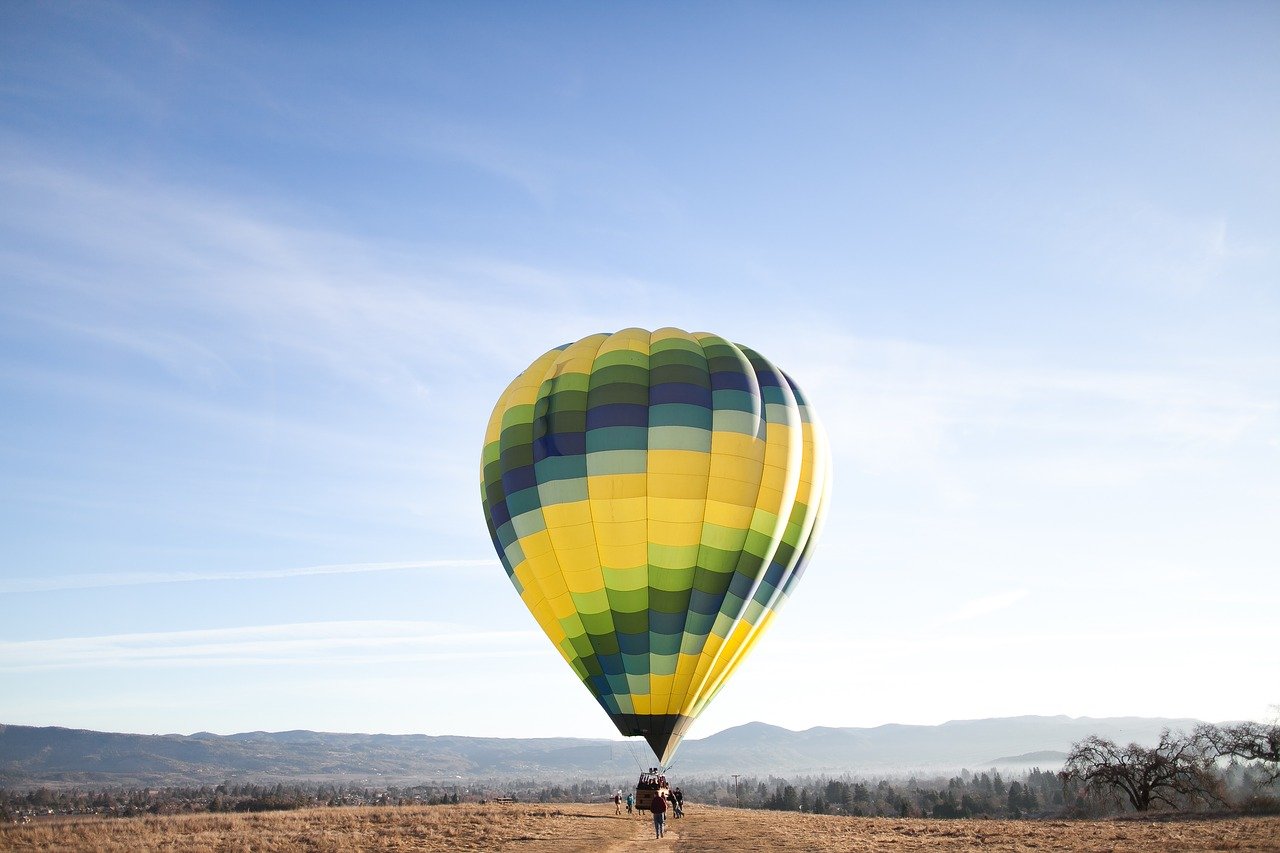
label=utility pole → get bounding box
[732,774,741,808]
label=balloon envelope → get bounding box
[480,328,830,763]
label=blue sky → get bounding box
[1,2,1277,742]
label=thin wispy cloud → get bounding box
[0,620,542,672]
[793,331,1277,484]
[1,559,499,594]
[0,160,648,393]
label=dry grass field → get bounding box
[2,802,1278,852]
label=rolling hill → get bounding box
[0,715,1207,787]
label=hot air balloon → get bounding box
[480,327,830,764]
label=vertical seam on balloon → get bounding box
[491,347,562,593]
[528,343,588,676]
[591,328,649,720]
[732,345,804,605]
[678,335,771,720]
[690,345,802,713]
[553,332,620,714]
[654,327,711,737]
[774,377,832,601]
[751,373,817,613]
[690,355,806,717]
[578,331,618,719]
[667,330,720,728]
[492,347,561,634]
[642,327,654,715]
[481,382,512,578]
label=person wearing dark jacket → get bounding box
[650,790,668,838]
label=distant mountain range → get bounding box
[0,715,1208,787]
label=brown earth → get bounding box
[1,803,1277,851]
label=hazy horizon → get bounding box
[4,709,1232,742]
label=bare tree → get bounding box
[1064,730,1223,812]
[1196,722,1280,785]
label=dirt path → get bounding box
[599,810,683,852]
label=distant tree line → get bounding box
[0,781,467,821]
[652,767,1067,819]
[1,773,1065,822]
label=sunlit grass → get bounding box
[2,802,1278,851]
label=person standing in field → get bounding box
[613,790,622,814]
[673,787,683,817]
[650,788,667,838]
[626,792,633,814]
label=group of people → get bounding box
[612,779,685,840]
[646,784,683,838]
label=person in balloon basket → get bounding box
[650,788,668,838]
